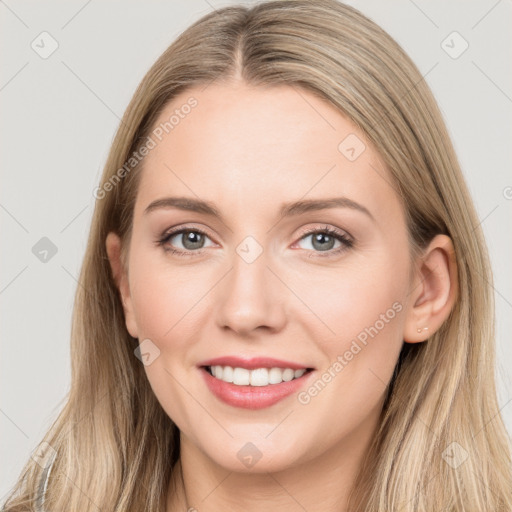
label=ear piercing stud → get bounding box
[417,326,429,333]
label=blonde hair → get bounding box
[3,1,511,510]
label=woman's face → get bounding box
[112,81,415,473]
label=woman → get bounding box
[3,0,511,510]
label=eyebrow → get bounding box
[144,196,374,222]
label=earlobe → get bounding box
[403,234,458,343]
[105,232,139,338]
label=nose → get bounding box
[215,248,287,337]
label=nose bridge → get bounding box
[215,237,286,334]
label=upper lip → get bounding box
[198,356,313,371]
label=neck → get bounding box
[166,411,380,512]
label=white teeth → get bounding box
[222,365,234,383]
[282,368,294,382]
[232,367,250,385]
[268,367,283,384]
[250,368,268,386]
[209,366,308,386]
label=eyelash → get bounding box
[156,225,354,259]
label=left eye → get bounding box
[293,227,353,256]
[296,231,340,252]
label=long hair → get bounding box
[3,1,511,510]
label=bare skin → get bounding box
[106,80,457,511]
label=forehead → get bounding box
[134,81,402,227]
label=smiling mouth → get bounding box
[202,365,314,386]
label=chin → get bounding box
[197,433,312,474]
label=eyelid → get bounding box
[295,224,353,242]
[160,223,218,242]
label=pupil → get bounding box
[183,231,204,249]
[313,233,334,251]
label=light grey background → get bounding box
[1,0,511,501]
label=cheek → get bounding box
[130,275,173,341]
[292,259,406,444]
[298,250,408,393]
[127,246,207,427]
[128,245,205,341]
[301,256,406,341]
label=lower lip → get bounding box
[200,367,313,410]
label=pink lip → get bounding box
[197,356,312,370]
[200,367,314,409]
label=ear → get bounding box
[105,232,139,338]
[403,234,458,343]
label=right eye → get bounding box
[157,227,216,257]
